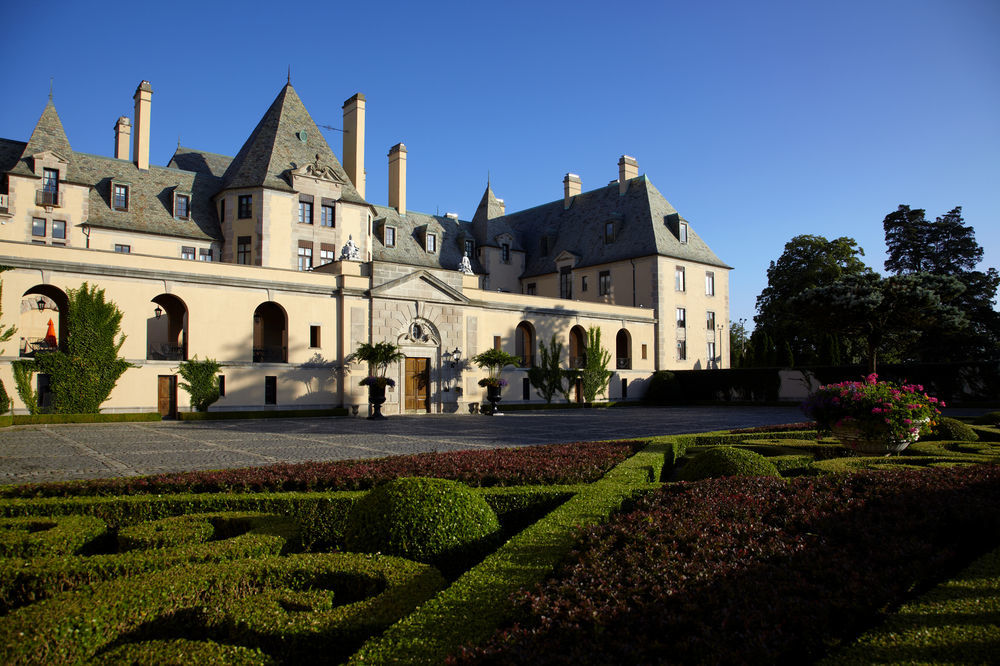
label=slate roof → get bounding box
[371,205,483,273]
[168,147,232,178]
[219,84,366,204]
[503,176,731,277]
[8,102,83,182]
[0,139,26,174]
[471,184,523,251]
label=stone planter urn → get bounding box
[368,384,388,420]
[831,419,926,456]
[485,384,503,416]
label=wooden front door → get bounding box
[157,375,177,419]
[404,357,430,412]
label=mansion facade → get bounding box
[0,81,731,416]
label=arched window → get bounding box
[616,329,631,369]
[148,294,189,360]
[569,325,587,369]
[515,321,535,368]
[19,286,68,357]
[253,302,288,363]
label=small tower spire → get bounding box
[48,77,53,102]
[287,65,291,85]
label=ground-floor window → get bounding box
[265,376,277,405]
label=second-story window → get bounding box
[298,243,312,271]
[707,311,716,330]
[52,220,66,243]
[560,266,572,300]
[706,271,716,296]
[675,266,686,292]
[32,218,46,238]
[599,270,611,296]
[298,200,313,224]
[676,307,686,328]
[175,194,190,219]
[238,195,252,219]
[581,276,589,292]
[465,239,475,257]
[115,244,131,253]
[182,246,196,260]
[199,248,213,262]
[501,243,511,263]
[40,168,59,205]
[526,283,536,295]
[112,184,129,211]
[237,236,251,264]
[320,204,334,227]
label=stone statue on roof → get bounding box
[458,251,473,274]
[340,235,360,261]
[306,153,341,182]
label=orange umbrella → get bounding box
[44,319,57,347]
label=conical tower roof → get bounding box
[221,84,365,203]
[21,100,72,158]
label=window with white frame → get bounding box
[707,341,716,366]
[426,233,437,253]
[298,200,313,224]
[112,183,129,211]
[706,271,715,296]
[385,226,396,247]
[174,193,190,219]
[676,307,686,328]
[114,244,130,253]
[320,245,335,265]
[706,311,715,330]
[51,220,66,244]
[465,238,475,257]
[297,244,312,271]
[679,221,688,244]
[320,204,334,227]
[677,340,686,360]
[181,246,196,260]
[675,266,686,291]
[32,218,46,238]
[199,248,212,262]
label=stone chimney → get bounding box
[342,93,366,198]
[563,173,581,209]
[132,81,153,170]
[388,143,407,215]
[114,116,131,160]
[618,155,638,195]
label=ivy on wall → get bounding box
[176,357,222,412]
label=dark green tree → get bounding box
[728,319,750,368]
[31,283,133,413]
[176,357,222,412]
[0,267,15,414]
[527,334,566,403]
[754,235,871,365]
[579,327,613,403]
[795,272,967,373]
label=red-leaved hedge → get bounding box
[0,441,646,498]
[454,465,1000,664]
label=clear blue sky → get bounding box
[5,0,998,327]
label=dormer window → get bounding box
[465,239,475,257]
[112,183,129,211]
[385,225,396,248]
[426,233,437,253]
[604,221,615,244]
[501,243,510,264]
[679,222,688,244]
[174,192,190,220]
[540,236,549,255]
[37,168,60,206]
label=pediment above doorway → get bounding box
[370,269,470,305]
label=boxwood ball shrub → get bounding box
[675,446,780,482]
[344,477,500,565]
[927,416,979,442]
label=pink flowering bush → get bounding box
[802,373,942,442]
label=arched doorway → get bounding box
[515,321,535,368]
[616,329,631,369]
[147,294,188,360]
[19,286,68,357]
[253,302,287,363]
[569,325,587,369]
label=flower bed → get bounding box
[456,465,1000,664]
[0,441,645,498]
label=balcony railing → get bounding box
[570,355,587,369]
[147,345,185,361]
[616,357,632,370]
[36,190,60,207]
[517,354,536,368]
[20,337,57,357]
[253,346,288,363]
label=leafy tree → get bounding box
[0,267,15,414]
[795,272,967,373]
[471,348,521,385]
[755,235,871,365]
[528,334,566,403]
[579,327,613,403]
[31,283,133,413]
[728,319,750,368]
[883,205,999,361]
[177,357,222,412]
[12,361,37,415]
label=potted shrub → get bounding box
[472,348,520,415]
[802,373,943,455]
[354,341,404,420]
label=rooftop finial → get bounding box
[287,66,291,85]
[48,77,53,102]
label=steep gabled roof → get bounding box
[471,183,522,250]
[220,84,365,204]
[168,147,233,178]
[371,205,483,273]
[506,176,730,278]
[8,101,80,180]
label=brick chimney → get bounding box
[388,143,407,215]
[342,93,366,198]
[563,173,581,209]
[114,116,131,160]
[132,81,153,170]
[618,155,638,195]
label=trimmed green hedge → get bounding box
[0,553,446,665]
[10,412,161,425]
[0,515,107,558]
[346,440,666,665]
[178,407,348,421]
[674,446,781,482]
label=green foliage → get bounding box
[344,477,501,566]
[176,356,222,412]
[11,412,161,425]
[0,267,15,352]
[92,640,274,666]
[352,341,404,378]
[674,446,781,482]
[973,411,1000,426]
[0,380,9,416]
[471,347,521,379]
[927,416,979,442]
[32,283,133,413]
[11,360,38,415]
[528,334,566,403]
[729,319,750,368]
[579,326,613,403]
[0,515,107,558]
[178,407,349,421]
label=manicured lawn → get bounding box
[1,424,998,664]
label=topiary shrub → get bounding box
[343,477,500,567]
[674,446,781,482]
[927,416,979,442]
[973,411,1000,426]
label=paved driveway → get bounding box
[0,406,805,485]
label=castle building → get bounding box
[0,81,731,415]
